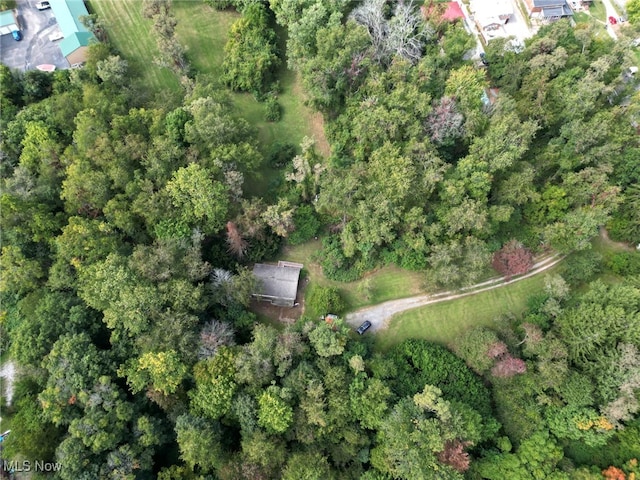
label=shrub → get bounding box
[306,285,345,318]
[563,250,602,286]
[267,142,296,168]
[492,240,534,280]
[288,205,320,245]
[264,95,282,122]
[607,252,640,275]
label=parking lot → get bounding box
[0,0,68,71]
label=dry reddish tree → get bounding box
[602,466,626,480]
[226,221,248,258]
[486,341,508,359]
[486,340,527,378]
[492,240,534,280]
[437,440,471,472]
[491,356,527,378]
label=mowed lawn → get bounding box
[281,240,424,311]
[376,266,560,351]
[87,0,182,98]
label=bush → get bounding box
[288,205,320,245]
[607,252,640,275]
[306,285,345,318]
[222,3,280,94]
[264,95,282,122]
[267,142,296,168]
[319,235,370,282]
[562,250,602,286]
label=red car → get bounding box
[609,16,617,25]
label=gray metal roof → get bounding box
[533,0,567,7]
[541,4,573,16]
[252,263,302,302]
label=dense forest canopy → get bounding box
[1,0,640,478]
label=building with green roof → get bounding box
[50,0,95,65]
[0,10,19,36]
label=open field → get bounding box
[588,0,607,22]
[375,265,560,350]
[87,0,182,100]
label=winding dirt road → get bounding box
[345,255,564,332]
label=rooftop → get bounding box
[253,262,303,304]
[442,2,465,22]
[0,10,16,28]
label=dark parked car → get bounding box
[356,321,372,335]
[479,52,489,66]
[11,30,22,41]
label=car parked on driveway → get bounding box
[356,321,372,335]
[36,1,51,10]
[608,16,617,25]
[11,30,22,41]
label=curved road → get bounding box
[345,254,564,332]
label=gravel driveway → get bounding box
[346,255,563,333]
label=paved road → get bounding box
[601,0,621,40]
[346,255,564,333]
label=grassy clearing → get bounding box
[172,1,326,159]
[376,265,560,351]
[588,0,607,22]
[87,0,182,99]
[172,3,328,196]
[280,241,424,311]
[90,0,326,167]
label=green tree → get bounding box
[308,318,350,358]
[222,3,280,94]
[189,347,237,420]
[39,333,108,426]
[165,163,229,233]
[121,350,187,396]
[370,385,476,479]
[474,431,569,480]
[175,414,224,473]
[0,245,44,294]
[257,386,294,434]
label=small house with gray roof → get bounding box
[524,0,573,19]
[252,261,303,307]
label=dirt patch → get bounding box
[599,227,635,252]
